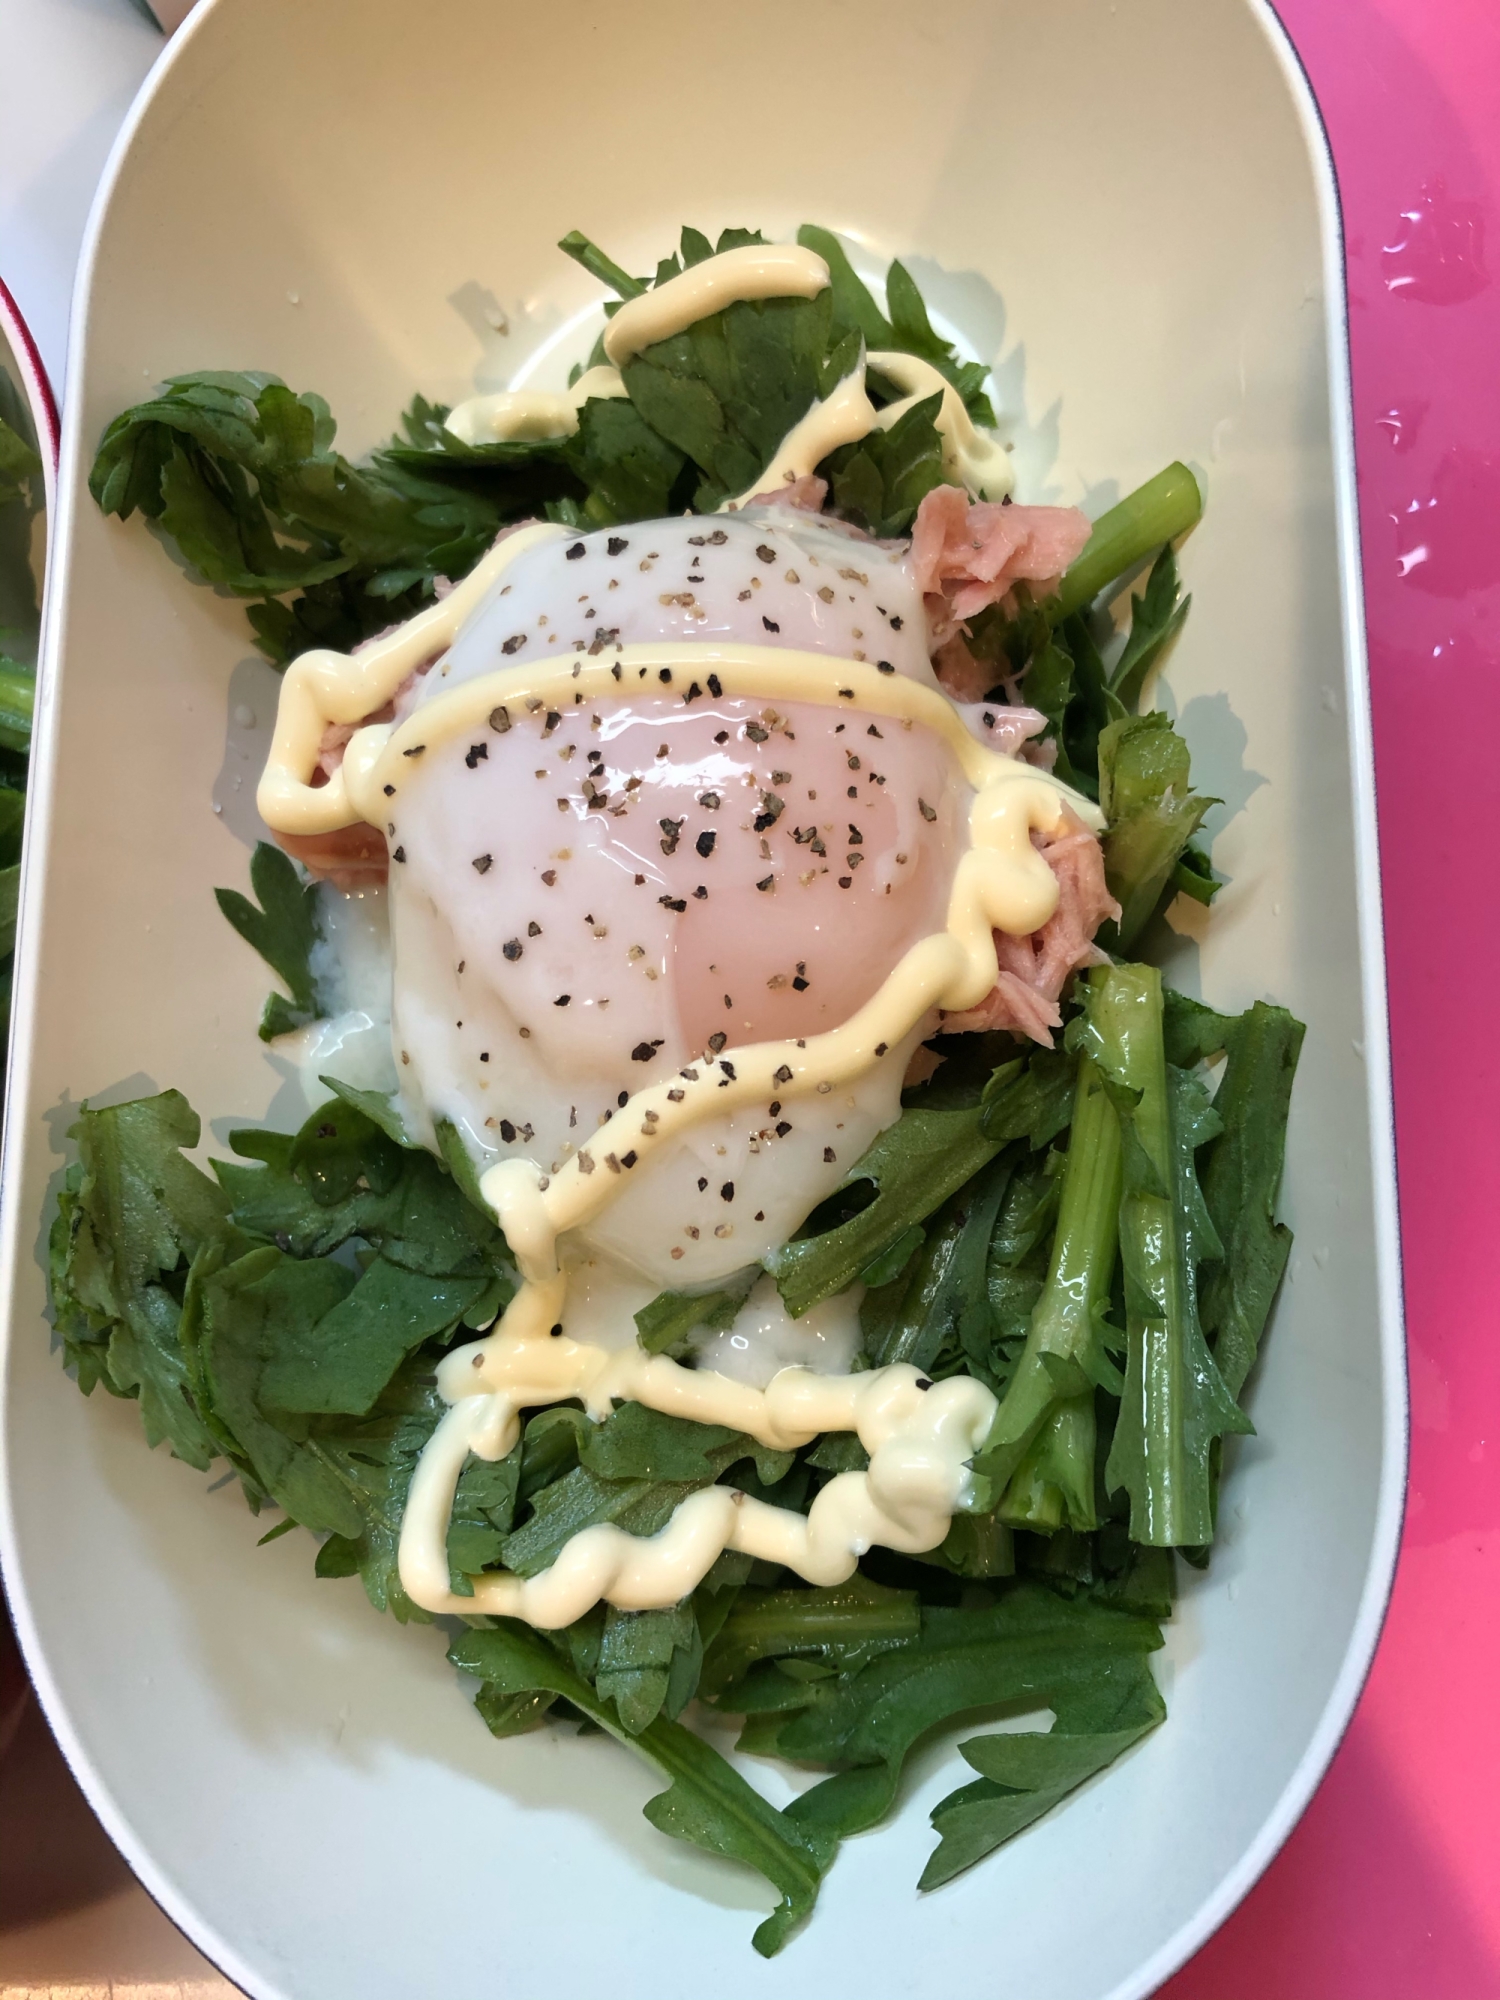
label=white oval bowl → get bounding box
[0,2,1405,1996]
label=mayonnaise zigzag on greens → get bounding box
[443,238,1014,501]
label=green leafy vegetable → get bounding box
[1000,1395,1101,1534]
[979,1048,1079,1147]
[622,289,839,512]
[821,392,947,536]
[770,1048,1074,1321]
[90,371,516,663]
[0,779,24,868]
[89,225,999,661]
[1109,544,1192,711]
[1173,838,1220,906]
[499,1401,792,1580]
[795,226,995,425]
[749,1585,1164,1866]
[557,229,647,300]
[794,225,895,349]
[311,1364,451,1621]
[260,1253,492,1416]
[768,1103,1002,1317]
[1098,712,1217,951]
[861,1152,1013,1379]
[0,857,17,959]
[579,1400,788,1485]
[1078,965,1252,1545]
[191,1240,367,1534]
[451,1619,833,1955]
[49,1079,513,1619]
[634,1270,757,1358]
[595,1601,702,1733]
[701,1577,921,1700]
[494,1461,741,1579]
[922,1644,1164,1886]
[49,1090,230,1458]
[560,394,685,525]
[215,840,322,1039]
[1197,1002,1304,1396]
[219,1092,507,1279]
[1161,989,1239,1069]
[445,1444,522,1586]
[974,1056,1124,1525]
[1019,618,1122,800]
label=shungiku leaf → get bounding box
[215,841,323,1041]
[449,1619,833,1954]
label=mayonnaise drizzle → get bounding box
[868,350,1015,501]
[254,239,1081,1626]
[365,662,1077,1621]
[391,822,1038,1623]
[404,1364,994,1626]
[439,242,1015,506]
[256,521,569,838]
[443,365,627,448]
[602,243,831,365]
[262,630,1097,840]
[257,610,1088,1622]
[721,367,876,511]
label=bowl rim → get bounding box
[0,2,1409,1995]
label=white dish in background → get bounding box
[0,2,1404,1996]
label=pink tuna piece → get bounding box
[275,822,390,890]
[912,484,1091,643]
[943,809,1120,1045]
[932,633,998,704]
[742,473,830,513]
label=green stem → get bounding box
[1198,1001,1305,1396]
[557,230,647,301]
[999,1393,1097,1531]
[699,1580,920,1699]
[864,1152,1011,1373]
[973,1058,1123,1498]
[1087,965,1250,1546]
[1052,462,1202,621]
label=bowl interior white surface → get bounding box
[0,3,1403,1998]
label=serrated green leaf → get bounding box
[1197,1002,1304,1396]
[449,1619,832,1954]
[922,1649,1163,1887]
[1110,545,1191,711]
[215,842,321,1039]
[776,1585,1162,1857]
[634,1272,756,1358]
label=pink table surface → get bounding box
[1167,3,1500,1994]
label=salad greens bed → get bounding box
[51,227,1302,1952]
